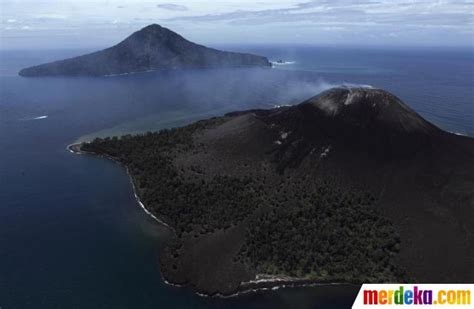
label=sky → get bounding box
[0,0,473,49]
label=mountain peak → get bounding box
[132,24,173,37]
[257,87,443,158]
[301,87,439,135]
[141,24,163,31]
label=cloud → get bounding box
[0,0,472,48]
[33,14,68,20]
[165,0,474,30]
[157,3,188,11]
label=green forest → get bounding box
[81,119,405,283]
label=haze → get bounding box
[1,0,473,50]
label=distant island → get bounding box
[70,87,474,296]
[19,24,271,77]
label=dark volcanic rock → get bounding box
[301,87,439,137]
[19,24,271,77]
[77,87,474,295]
[261,87,442,162]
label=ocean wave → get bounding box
[271,61,296,66]
[21,115,48,121]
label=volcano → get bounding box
[74,87,474,295]
[19,24,271,77]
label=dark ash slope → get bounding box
[19,24,271,77]
[77,87,474,295]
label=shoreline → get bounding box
[195,274,356,298]
[67,142,357,298]
[68,143,172,229]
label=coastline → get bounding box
[67,142,356,298]
[67,143,172,229]
[199,274,355,298]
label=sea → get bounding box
[0,45,473,308]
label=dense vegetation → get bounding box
[240,182,403,282]
[81,119,262,235]
[81,118,404,283]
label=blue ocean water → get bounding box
[0,46,472,308]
